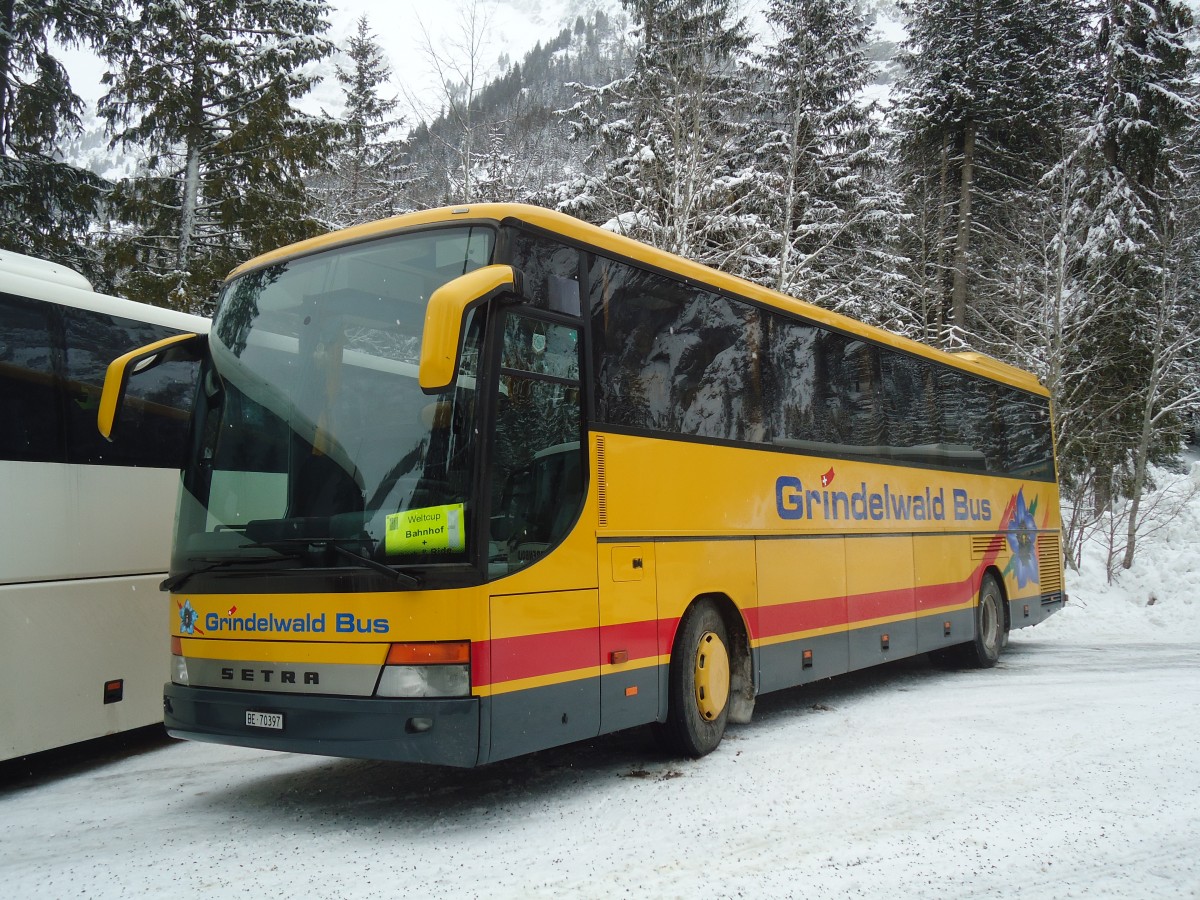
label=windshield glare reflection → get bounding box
[175,226,493,576]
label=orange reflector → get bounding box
[625,686,638,697]
[170,635,182,655]
[609,649,629,665]
[386,641,470,665]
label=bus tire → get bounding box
[657,600,731,758]
[931,574,1006,669]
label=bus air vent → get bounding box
[1037,533,1063,594]
[971,534,1004,559]
[596,435,608,528]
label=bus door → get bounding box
[485,307,599,761]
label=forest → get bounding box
[2,0,1197,573]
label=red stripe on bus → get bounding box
[487,626,601,684]
[473,540,1013,689]
[600,618,659,662]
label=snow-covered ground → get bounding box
[2,464,1198,899]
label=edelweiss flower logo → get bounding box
[178,599,203,635]
[1003,488,1039,589]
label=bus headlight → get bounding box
[376,664,470,698]
[375,642,471,698]
[170,635,188,685]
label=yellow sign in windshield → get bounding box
[385,503,466,555]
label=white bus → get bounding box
[0,251,208,761]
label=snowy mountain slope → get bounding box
[60,0,913,179]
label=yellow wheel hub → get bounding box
[694,631,730,721]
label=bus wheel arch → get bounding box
[656,594,754,758]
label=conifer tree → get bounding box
[747,0,904,323]
[892,0,1085,344]
[313,15,404,228]
[562,0,754,266]
[98,0,336,311]
[0,0,105,266]
[1062,0,1198,566]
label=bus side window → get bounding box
[506,228,582,316]
[0,294,63,462]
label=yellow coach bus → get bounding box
[100,204,1064,765]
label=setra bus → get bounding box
[99,204,1065,765]
[1,251,208,761]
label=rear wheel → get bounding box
[656,600,731,758]
[933,573,1006,669]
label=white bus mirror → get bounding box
[419,265,521,394]
[98,332,208,441]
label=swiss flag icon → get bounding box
[821,467,836,487]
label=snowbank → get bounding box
[1040,461,1200,644]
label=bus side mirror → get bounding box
[419,264,521,393]
[98,332,208,441]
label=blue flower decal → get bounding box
[1003,488,1039,589]
[179,599,201,635]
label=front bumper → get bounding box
[163,682,481,766]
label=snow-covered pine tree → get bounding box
[561,0,755,267]
[98,0,336,312]
[892,0,1086,346]
[0,0,105,268]
[745,0,905,325]
[1062,0,1198,569]
[312,15,406,229]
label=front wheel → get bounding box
[656,600,731,758]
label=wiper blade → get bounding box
[328,541,420,586]
[247,537,420,587]
[160,555,283,592]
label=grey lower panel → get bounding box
[758,631,849,694]
[485,677,601,764]
[163,683,480,767]
[1011,592,1065,629]
[599,666,662,736]
[757,609,979,696]
[847,619,917,672]
[916,608,976,654]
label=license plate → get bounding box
[245,711,283,730]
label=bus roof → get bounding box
[0,249,94,291]
[0,263,209,335]
[227,203,1047,396]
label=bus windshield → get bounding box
[173,225,495,581]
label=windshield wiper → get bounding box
[160,554,287,592]
[247,537,420,587]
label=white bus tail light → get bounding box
[376,642,470,698]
